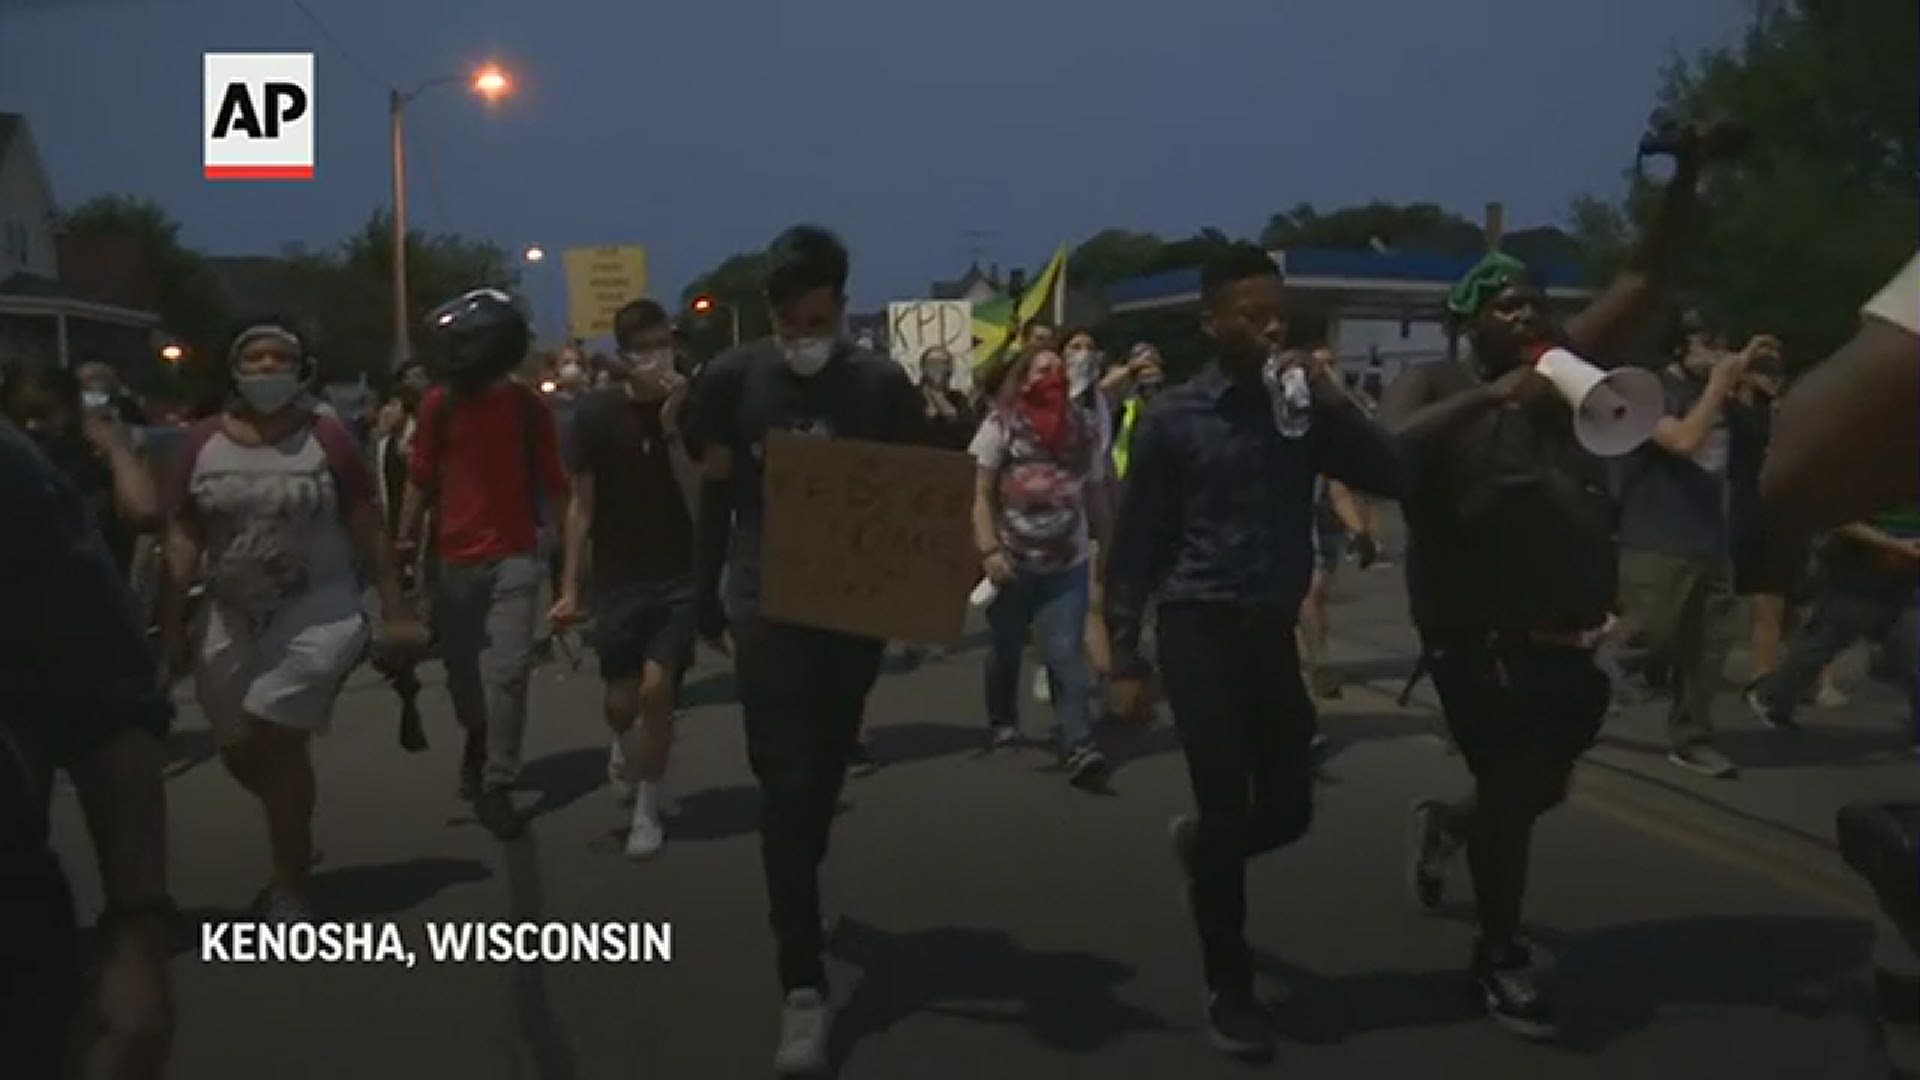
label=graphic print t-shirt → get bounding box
[175,414,371,634]
[970,405,1098,574]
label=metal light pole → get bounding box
[387,66,512,371]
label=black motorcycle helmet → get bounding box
[425,288,530,388]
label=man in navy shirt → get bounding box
[1104,244,1402,1059]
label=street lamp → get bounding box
[523,245,545,263]
[389,63,515,370]
[159,343,185,364]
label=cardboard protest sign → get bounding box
[760,432,977,644]
[888,301,974,391]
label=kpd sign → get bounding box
[204,52,314,181]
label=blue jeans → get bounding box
[985,561,1093,752]
[1763,584,1919,741]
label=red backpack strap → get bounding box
[310,414,374,525]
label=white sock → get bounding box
[634,779,661,822]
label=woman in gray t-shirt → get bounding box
[159,322,425,922]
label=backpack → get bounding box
[1441,402,1619,632]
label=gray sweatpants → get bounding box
[431,554,542,789]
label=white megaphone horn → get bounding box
[1529,343,1664,457]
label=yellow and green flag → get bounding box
[971,244,1068,380]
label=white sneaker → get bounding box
[624,782,665,859]
[1032,668,1052,703]
[1814,683,1850,709]
[773,988,832,1075]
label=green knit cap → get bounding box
[1446,251,1531,320]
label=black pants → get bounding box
[733,617,884,992]
[1,850,83,1076]
[1157,602,1317,997]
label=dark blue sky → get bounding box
[1,0,1752,336]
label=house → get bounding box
[931,263,1003,305]
[0,112,160,373]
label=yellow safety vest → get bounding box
[1111,396,1143,479]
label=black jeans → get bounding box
[733,617,884,992]
[1,848,83,1076]
[1763,584,1919,740]
[1156,602,1317,997]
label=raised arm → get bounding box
[1562,156,1704,363]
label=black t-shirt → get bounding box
[564,388,694,588]
[693,341,927,617]
[1386,360,1618,639]
[923,388,977,451]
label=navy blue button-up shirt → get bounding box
[1103,362,1405,664]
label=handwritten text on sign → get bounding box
[563,245,648,341]
[760,433,977,644]
[888,301,973,390]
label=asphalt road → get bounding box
[47,554,1917,1079]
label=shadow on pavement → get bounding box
[1597,723,1916,771]
[520,747,615,820]
[867,721,992,769]
[1251,914,1873,1052]
[1252,951,1481,1044]
[164,726,219,779]
[680,669,740,710]
[497,832,581,1080]
[312,856,493,919]
[826,918,1172,1073]
[1550,914,1874,1054]
[666,783,765,842]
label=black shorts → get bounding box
[1426,636,1610,781]
[591,577,696,681]
[1734,527,1809,598]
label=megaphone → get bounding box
[1530,344,1664,457]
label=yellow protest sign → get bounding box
[563,246,648,340]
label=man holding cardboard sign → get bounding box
[687,225,939,1076]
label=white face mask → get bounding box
[81,390,112,411]
[1066,348,1099,395]
[559,363,583,380]
[782,337,836,377]
[622,348,674,374]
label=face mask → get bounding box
[236,372,302,415]
[81,390,112,411]
[622,348,674,374]
[923,366,951,388]
[559,363,583,380]
[782,337,835,377]
[1066,349,1100,395]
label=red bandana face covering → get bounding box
[1020,369,1072,455]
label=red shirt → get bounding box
[410,381,569,565]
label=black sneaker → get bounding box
[1066,746,1108,789]
[1474,943,1557,1041]
[847,740,878,778]
[1744,684,1799,732]
[475,786,525,840]
[1407,800,1455,912]
[1205,991,1276,1058]
[1668,745,1738,779]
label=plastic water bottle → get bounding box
[1264,353,1313,438]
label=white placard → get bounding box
[888,301,973,390]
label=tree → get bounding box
[325,211,518,381]
[1066,229,1166,291]
[61,196,230,396]
[1260,201,1481,255]
[1573,0,1918,360]
[680,252,769,358]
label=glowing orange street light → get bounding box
[690,295,715,315]
[159,343,186,363]
[473,66,511,100]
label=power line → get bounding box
[288,0,386,88]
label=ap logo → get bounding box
[204,52,314,181]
